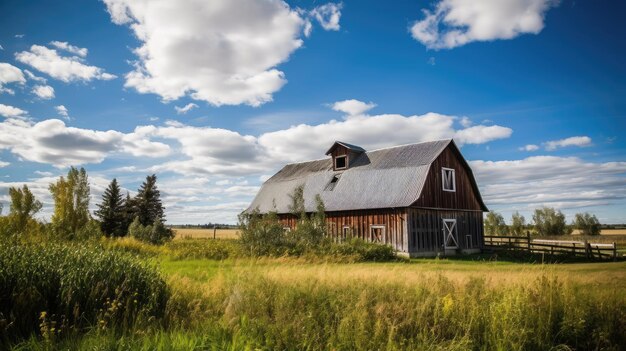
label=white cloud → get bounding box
[0,45,3,51]
[310,3,343,31]
[519,144,539,152]
[102,0,340,107]
[215,179,232,186]
[472,156,626,212]
[24,69,47,83]
[0,100,511,175]
[15,34,25,38]
[0,62,26,94]
[15,45,116,82]
[411,0,559,49]
[332,99,376,116]
[0,161,9,168]
[0,104,27,118]
[49,41,88,57]
[544,136,592,151]
[32,85,55,99]
[55,105,69,119]
[459,116,472,128]
[454,125,512,145]
[175,103,198,115]
[0,118,170,167]
[34,171,54,177]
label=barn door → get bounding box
[442,219,458,249]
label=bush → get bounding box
[327,238,397,262]
[129,217,174,245]
[0,241,169,343]
[238,210,288,256]
[574,212,601,236]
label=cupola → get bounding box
[325,141,365,171]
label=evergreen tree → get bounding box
[121,192,138,234]
[95,178,125,237]
[135,174,165,226]
[49,167,91,239]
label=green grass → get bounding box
[6,240,626,350]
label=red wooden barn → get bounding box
[247,139,488,257]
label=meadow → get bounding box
[6,237,625,350]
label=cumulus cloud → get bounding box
[102,0,340,106]
[310,3,343,31]
[175,103,198,115]
[0,160,9,168]
[0,62,26,94]
[0,104,27,118]
[332,99,376,116]
[15,44,116,82]
[544,136,592,151]
[454,125,512,144]
[49,41,88,57]
[0,118,170,167]
[411,0,559,49]
[32,85,55,99]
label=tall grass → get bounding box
[0,241,168,345]
[13,266,624,350]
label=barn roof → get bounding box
[325,141,366,155]
[247,139,487,213]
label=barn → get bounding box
[247,139,488,257]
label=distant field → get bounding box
[572,229,626,235]
[173,228,239,240]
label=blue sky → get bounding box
[0,0,625,224]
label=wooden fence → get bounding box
[484,233,619,261]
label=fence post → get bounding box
[526,231,531,253]
[213,225,217,240]
[613,242,617,262]
[584,240,590,259]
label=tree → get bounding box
[484,211,507,236]
[288,184,306,219]
[135,175,165,226]
[121,192,138,235]
[533,207,570,236]
[8,185,43,231]
[95,178,126,237]
[49,167,91,239]
[510,211,526,236]
[573,212,601,236]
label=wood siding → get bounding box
[278,208,408,252]
[412,145,484,211]
[406,208,484,253]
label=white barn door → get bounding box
[442,219,458,249]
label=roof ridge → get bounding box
[366,138,452,153]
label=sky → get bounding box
[0,0,625,225]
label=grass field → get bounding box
[172,228,239,239]
[8,238,626,350]
[571,229,626,235]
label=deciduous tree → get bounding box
[49,167,91,239]
[485,211,508,236]
[510,211,526,236]
[573,212,601,236]
[533,207,570,235]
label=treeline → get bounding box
[485,207,602,236]
[0,167,172,244]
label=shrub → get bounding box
[328,238,397,262]
[0,241,169,343]
[573,212,601,236]
[129,217,174,245]
[238,210,288,256]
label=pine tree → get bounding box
[95,178,125,237]
[135,174,165,226]
[49,167,90,239]
[121,192,138,235]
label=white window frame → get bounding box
[442,219,458,249]
[334,155,347,170]
[283,227,291,232]
[370,225,386,243]
[442,167,456,192]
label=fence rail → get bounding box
[484,233,619,261]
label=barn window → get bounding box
[342,226,351,240]
[370,225,385,243]
[335,155,347,170]
[442,167,456,192]
[324,174,341,191]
